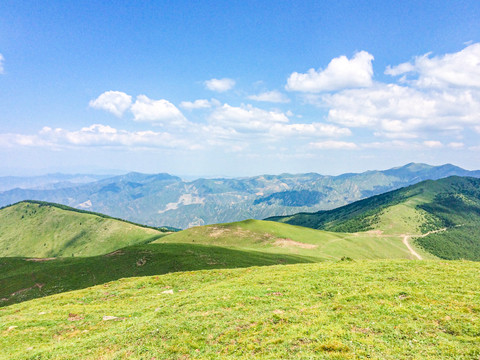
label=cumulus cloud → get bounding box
[204,78,235,92]
[321,83,480,138]
[0,54,4,74]
[270,123,351,137]
[286,51,374,92]
[448,142,464,149]
[423,140,443,148]
[0,124,197,150]
[209,104,289,132]
[180,99,213,110]
[248,90,290,103]
[206,103,351,142]
[309,140,358,150]
[386,43,480,89]
[89,91,132,117]
[131,95,187,126]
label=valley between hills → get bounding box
[1,164,480,359]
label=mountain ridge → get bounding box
[1,163,479,228]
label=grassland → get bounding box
[1,260,479,359]
[2,217,430,307]
[0,242,312,307]
[0,201,167,257]
[156,219,427,260]
[270,176,480,260]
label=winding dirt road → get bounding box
[402,235,423,260]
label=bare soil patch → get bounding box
[273,238,317,249]
[25,258,56,262]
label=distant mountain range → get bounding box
[0,163,479,228]
[0,173,112,192]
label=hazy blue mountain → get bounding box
[0,173,112,192]
[0,163,479,229]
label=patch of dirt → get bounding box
[209,227,227,238]
[365,230,383,235]
[351,326,373,334]
[10,283,44,297]
[273,238,317,249]
[136,257,147,266]
[25,258,56,262]
[68,313,84,321]
[104,250,125,257]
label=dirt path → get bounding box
[402,235,423,260]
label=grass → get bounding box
[0,243,313,307]
[1,260,479,359]
[156,219,420,261]
[1,218,432,307]
[0,201,167,257]
[270,176,480,260]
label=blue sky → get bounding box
[1,1,480,176]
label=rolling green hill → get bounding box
[0,243,312,307]
[269,176,480,260]
[155,219,425,261]
[2,216,430,307]
[1,260,479,359]
[0,201,169,257]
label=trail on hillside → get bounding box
[402,235,423,260]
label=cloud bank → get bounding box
[4,44,480,161]
[286,51,374,92]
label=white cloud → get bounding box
[447,142,464,149]
[0,54,4,74]
[89,91,132,117]
[248,90,290,103]
[209,103,289,132]
[321,83,480,137]
[270,123,351,137]
[309,140,358,150]
[423,140,443,148]
[286,51,374,92]
[180,99,212,110]
[131,95,187,126]
[206,103,351,143]
[0,124,198,150]
[204,78,235,92]
[386,43,480,89]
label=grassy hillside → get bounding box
[156,219,424,261]
[2,217,432,307]
[1,260,479,359]
[0,243,312,307]
[269,176,480,260]
[0,201,168,257]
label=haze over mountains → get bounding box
[1,163,479,229]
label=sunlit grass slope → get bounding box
[270,176,480,260]
[156,219,419,260]
[0,201,166,257]
[0,243,312,307]
[1,260,479,359]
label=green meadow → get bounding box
[1,260,479,359]
[0,201,166,257]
